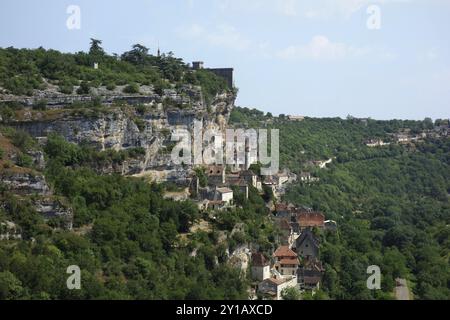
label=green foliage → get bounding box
[281,287,302,300]
[0,135,248,300]
[192,69,229,104]
[283,137,450,300]
[33,99,47,111]
[123,83,140,94]
[0,43,229,101]
[194,167,208,188]
[76,81,91,95]
[16,153,33,168]
[2,128,36,152]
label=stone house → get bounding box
[240,170,261,190]
[295,228,320,260]
[273,246,299,277]
[251,252,271,282]
[257,276,298,300]
[298,257,324,292]
[274,203,291,218]
[207,165,226,185]
[215,187,233,204]
[296,211,325,231]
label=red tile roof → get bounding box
[274,246,297,258]
[297,212,325,228]
[252,252,270,267]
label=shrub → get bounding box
[123,83,140,94]
[59,85,73,94]
[33,99,47,111]
[133,118,146,132]
[76,81,91,95]
[16,153,33,168]
[105,83,116,91]
[11,130,35,152]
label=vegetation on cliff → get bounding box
[0,39,230,103]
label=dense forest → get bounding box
[0,129,281,299]
[231,107,450,299]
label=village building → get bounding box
[215,187,233,204]
[257,276,298,300]
[262,176,277,195]
[296,211,325,231]
[287,115,305,121]
[298,257,324,292]
[365,139,390,147]
[240,170,261,190]
[251,252,271,282]
[301,274,321,292]
[276,171,289,187]
[205,200,228,211]
[300,172,311,182]
[273,246,299,277]
[295,228,320,259]
[274,203,291,218]
[207,165,226,185]
[227,179,249,200]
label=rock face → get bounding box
[9,91,236,179]
[0,170,51,195]
[0,169,73,230]
[0,89,234,232]
[33,197,73,230]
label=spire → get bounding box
[157,41,160,57]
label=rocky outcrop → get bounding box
[33,197,73,230]
[0,170,51,196]
[8,91,236,178]
[0,221,22,240]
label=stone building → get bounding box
[192,61,234,88]
[295,228,320,259]
[251,252,271,282]
[273,246,299,277]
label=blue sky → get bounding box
[1,0,449,120]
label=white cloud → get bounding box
[186,0,412,19]
[297,0,413,19]
[178,23,251,51]
[277,35,395,61]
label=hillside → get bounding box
[0,43,449,300]
[231,107,450,299]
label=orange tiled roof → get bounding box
[274,246,297,258]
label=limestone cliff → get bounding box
[3,88,236,180]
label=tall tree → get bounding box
[89,38,105,57]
